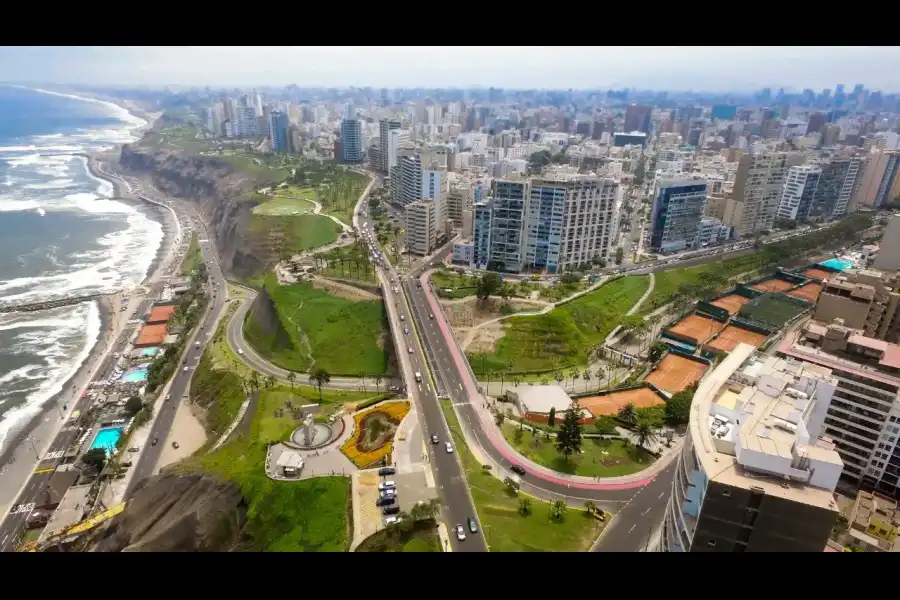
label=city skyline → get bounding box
[1,46,900,92]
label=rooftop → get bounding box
[135,323,168,347]
[511,385,572,415]
[689,344,842,511]
[147,304,176,323]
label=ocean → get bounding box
[0,86,163,453]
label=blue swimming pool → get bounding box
[140,347,159,358]
[120,365,149,383]
[820,258,854,271]
[90,427,124,454]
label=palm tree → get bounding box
[633,416,659,455]
[595,367,606,392]
[581,369,591,390]
[568,367,579,388]
[518,497,532,515]
[308,368,331,401]
[359,372,367,392]
[554,371,564,387]
[374,375,382,393]
[583,499,596,514]
[551,500,567,521]
[265,375,276,389]
[540,376,549,386]
[618,402,638,426]
[647,313,662,339]
[512,376,522,390]
[286,371,296,389]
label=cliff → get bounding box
[118,145,267,278]
[80,471,247,552]
[243,284,294,355]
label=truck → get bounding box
[414,372,422,383]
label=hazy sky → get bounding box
[1,46,899,92]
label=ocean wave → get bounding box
[0,301,100,453]
[23,177,75,190]
[0,144,84,153]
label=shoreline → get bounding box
[0,100,176,511]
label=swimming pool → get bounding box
[90,427,124,455]
[820,258,854,271]
[140,347,159,358]
[120,365,149,383]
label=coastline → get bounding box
[0,99,176,514]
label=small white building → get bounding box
[506,385,573,418]
[452,240,475,265]
[276,450,304,478]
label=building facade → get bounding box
[378,118,403,173]
[778,165,822,221]
[649,178,708,253]
[729,151,801,237]
[268,110,290,153]
[340,117,363,163]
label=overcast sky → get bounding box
[1,46,899,92]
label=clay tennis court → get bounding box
[136,323,168,346]
[669,314,726,345]
[706,324,768,353]
[577,387,665,417]
[750,278,796,293]
[803,268,832,281]
[646,353,708,394]
[788,282,823,303]
[711,294,752,316]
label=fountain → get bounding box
[290,412,334,448]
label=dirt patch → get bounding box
[466,321,506,354]
[313,277,380,301]
[441,296,548,350]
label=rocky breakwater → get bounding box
[79,471,247,552]
[118,145,265,278]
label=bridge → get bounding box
[0,291,119,314]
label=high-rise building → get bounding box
[812,268,900,340]
[340,111,363,163]
[776,322,900,496]
[658,344,842,553]
[649,177,708,253]
[472,179,529,272]
[406,200,437,256]
[624,104,653,134]
[267,110,290,153]
[728,152,800,237]
[525,174,619,272]
[814,156,863,219]
[711,104,738,121]
[874,217,900,272]
[854,150,900,209]
[807,112,827,135]
[777,165,822,221]
[386,128,409,174]
[378,118,403,173]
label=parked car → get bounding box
[378,481,396,491]
[378,467,396,476]
[376,496,395,507]
[383,505,401,516]
[384,515,402,525]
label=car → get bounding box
[165,394,171,401]
[378,481,396,491]
[380,489,396,498]
[183,366,189,372]
[429,313,434,320]
[455,525,466,541]
[407,347,413,354]
[384,515,402,525]
[510,465,526,476]
[172,441,180,449]
[237,349,244,355]
[431,434,439,444]
[378,467,396,476]
[403,327,409,335]
[467,517,479,534]
[383,505,401,516]
[399,314,405,321]
[416,282,421,288]
[128,447,139,453]
[375,496,395,507]
[445,442,453,454]
[151,437,159,446]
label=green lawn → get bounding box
[438,400,605,552]
[249,213,341,255]
[431,270,478,299]
[243,274,388,376]
[252,195,315,216]
[218,154,291,184]
[538,280,588,302]
[180,384,377,552]
[468,275,650,376]
[500,424,654,477]
[180,232,202,276]
[355,520,442,552]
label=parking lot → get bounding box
[352,467,437,548]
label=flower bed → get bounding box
[341,401,410,468]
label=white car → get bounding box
[378,481,396,491]
[455,525,466,541]
[385,516,402,526]
[445,442,453,454]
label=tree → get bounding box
[595,367,606,392]
[308,368,331,401]
[594,415,618,435]
[618,402,638,426]
[551,499,567,521]
[665,382,697,425]
[547,406,557,429]
[581,369,591,390]
[519,497,532,515]
[82,448,107,472]
[555,406,583,462]
[554,371,564,387]
[614,246,624,265]
[410,498,440,522]
[286,371,296,389]
[476,272,501,302]
[583,500,596,514]
[513,427,524,444]
[374,375,382,393]
[494,411,506,428]
[568,367,580,388]
[633,416,660,454]
[124,396,144,416]
[265,375,277,389]
[648,341,668,364]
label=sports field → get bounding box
[749,278,795,294]
[802,268,832,281]
[645,354,708,394]
[668,314,725,345]
[710,294,752,316]
[739,293,809,329]
[787,282,822,303]
[706,325,768,353]
[577,387,665,417]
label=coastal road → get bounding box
[124,214,228,496]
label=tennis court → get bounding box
[577,387,665,417]
[802,268,833,281]
[669,314,726,345]
[711,294,752,316]
[706,325,768,353]
[739,293,809,328]
[749,278,795,293]
[646,353,708,394]
[788,282,823,303]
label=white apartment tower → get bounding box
[406,200,438,256]
[729,152,800,237]
[379,118,403,173]
[778,165,822,221]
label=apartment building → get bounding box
[875,217,900,272]
[340,116,363,163]
[472,178,529,272]
[649,177,708,253]
[378,118,403,173]
[777,165,821,221]
[817,156,863,219]
[728,151,801,237]
[405,200,437,256]
[776,322,900,498]
[812,269,900,341]
[855,150,900,209]
[267,110,290,153]
[659,344,842,552]
[624,103,653,134]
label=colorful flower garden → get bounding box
[340,401,411,468]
